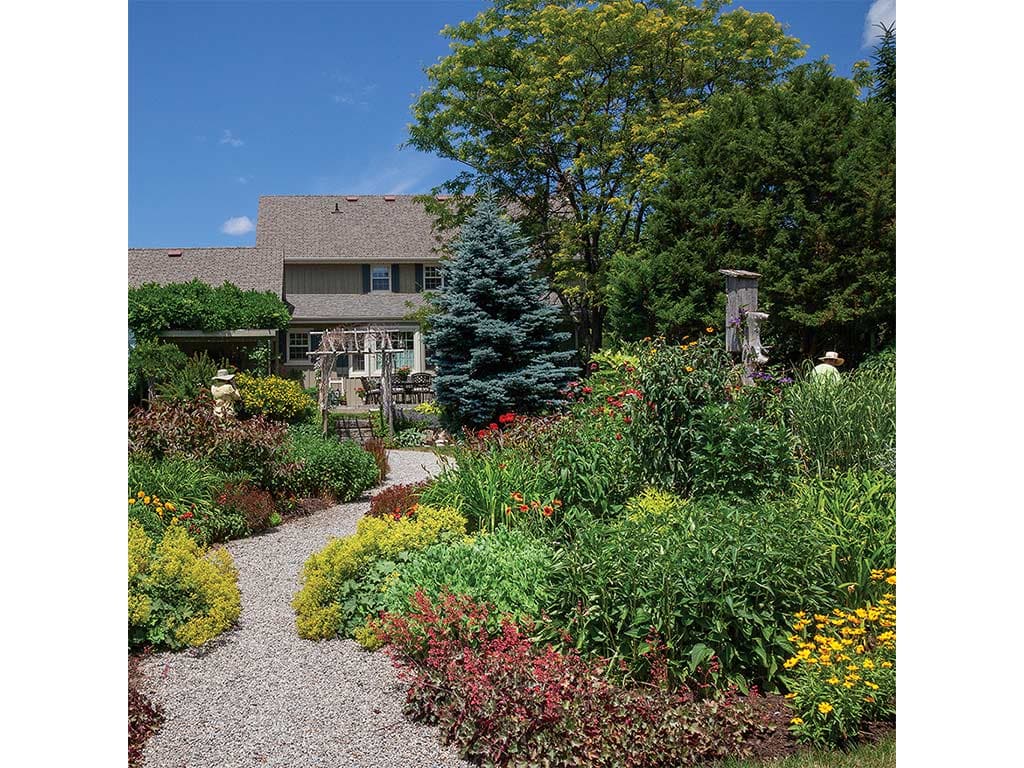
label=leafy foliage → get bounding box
[235,373,316,423]
[128,655,164,768]
[361,438,390,484]
[279,425,380,502]
[128,279,290,340]
[214,482,278,534]
[607,61,895,362]
[154,350,220,404]
[410,0,805,356]
[545,493,832,690]
[128,339,187,403]
[128,394,287,483]
[426,189,576,428]
[292,505,467,639]
[784,355,895,477]
[367,481,429,519]
[379,591,786,768]
[128,520,241,650]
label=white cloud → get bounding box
[237,175,253,185]
[219,129,244,147]
[863,0,895,47]
[220,216,255,235]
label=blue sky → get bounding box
[129,0,894,247]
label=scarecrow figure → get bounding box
[211,369,240,417]
[813,351,844,382]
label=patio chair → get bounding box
[361,376,381,406]
[409,372,434,403]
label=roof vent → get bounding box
[167,250,182,257]
[346,195,359,202]
[383,195,396,202]
[332,202,340,213]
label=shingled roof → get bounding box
[287,292,426,323]
[256,195,448,261]
[128,247,283,295]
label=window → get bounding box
[287,331,322,363]
[371,331,416,373]
[423,265,444,291]
[371,265,391,292]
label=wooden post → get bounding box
[741,311,770,385]
[379,331,396,438]
[719,269,761,354]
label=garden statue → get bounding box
[813,351,844,381]
[211,369,240,418]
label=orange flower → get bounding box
[705,326,715,333]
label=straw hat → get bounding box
[212,369,236,382]
[817,351,844,366]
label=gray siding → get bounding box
[284,264,363,294]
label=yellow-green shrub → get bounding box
[625,487,686,523]
[293,505,466,639]
[128,519,241,650]
[236,373,316,423]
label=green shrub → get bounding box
[128,339,187,403]
[281,425,380,501]
[688,402,795,500]
[128,455,250,545]
[292,505,467,639]
[794,470,896,606]
[545,492,833,691]
[154,351,220,404]
[128,519,241,650]
[128,279,291,340]
[382,527,555,622]
[785,358,895,477]
[236,373,316,423]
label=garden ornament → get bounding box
[211,369,240,418]
[813,352,844,381]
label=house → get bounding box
[129,195,449,403]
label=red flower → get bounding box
[518,504,530,512]
[623,416,632,424]
[476,429,489,438]
[582,386,593,394]
[488,423,498,431]
[498,412,516,424]
[615,433,622,440]
[543,505,554,517]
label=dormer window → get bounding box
[371,265,391,292]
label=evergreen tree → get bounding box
[871,22,895,106]
[427,189,576,428]
[606,61,895,363]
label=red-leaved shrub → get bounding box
[379,592,787,768]
[215,482,277,533]
[362,438,390,483]
[129,655,164,768]
[368,481,429,519]
[129,393,287,482]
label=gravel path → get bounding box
[140,450,471,768]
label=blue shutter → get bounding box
[391,263,401,292]
[415,263,424,292]
[361,264,371,293]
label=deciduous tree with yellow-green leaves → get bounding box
[409,0,805,358]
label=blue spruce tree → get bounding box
[427,189,576,428]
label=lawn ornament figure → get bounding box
[211,369,240,418]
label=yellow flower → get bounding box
[886,575,896,585]
[881,661,893,668]
[791,717,803,725]
[128,498,136,505]
[166,503,176,512]
[818,702,833,715]
[783,657,799,669]
[785,692,797,699]
[862,660,875,669]
[137,491,145,498]
[685,366,694,373]
[827,677,840,685]
[144,496,151,505]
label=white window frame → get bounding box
[370,264,391,292]
[287,330,322,363]
[423,264,445,291]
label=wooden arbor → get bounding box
[306,325,411,437]
[719,269,769,385]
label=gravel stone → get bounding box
[140,450,470,768]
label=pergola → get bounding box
[306,325,410,437]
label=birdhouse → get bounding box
[719,269,761,353]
